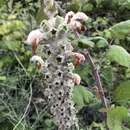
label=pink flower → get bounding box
[72,52,85,65]
[73,73,81,85]
[25,29,44,45]
[25,29,44,54]
[64,11,75,24]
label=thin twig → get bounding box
[76,33,108,108]
[83,50,108,108]
[83,50,109,130]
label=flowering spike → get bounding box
[36,16,79,130]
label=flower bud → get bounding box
[72,52,85,65]
[73,73,81,85]
[30,55,44,70]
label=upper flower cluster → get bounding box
[65,11,89,34]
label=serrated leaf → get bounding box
[73,85,94,109]
[107,45,130,67]
[114,80,130,103]
[109,20,130,39]
[107,106,128,130]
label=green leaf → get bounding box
[125,68,130,78]
[0,55,15,68]
[107,106,128,130]
[113,80,130,103]
[0,76,6,81]
[101,66,113,88]
[107,45,130,67]
[112,0,130,9]
[82,3,93,12]
[73,85,94,109]
[109,20,130,39]
[1,41,21,51]
[0,0,4,7]
[0,20,25,35]
[73,86,84,107]
[96,39,108,48]
[75,63,92,84]
[78,36,95,48]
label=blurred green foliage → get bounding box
[107,106,128,130]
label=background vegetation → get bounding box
[0,0,130,130]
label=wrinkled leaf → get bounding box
[75,63,92,84]
[0,20,25,35]
[107,106,128,130]
[109,20,130,39]
[78,36,95,48]
[107,45,130,67]
[82,3,93,12]
[3,41,21,51]
[114,80,130,103]
[96,39,108,48]
[73,85,94,109]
